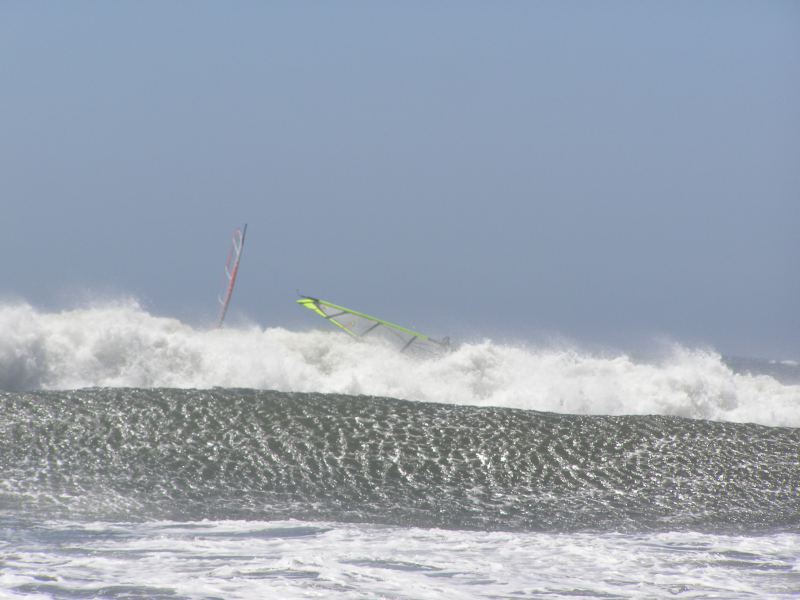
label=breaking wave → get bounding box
[0,301,798,427]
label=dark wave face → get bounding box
[0,389,798,532]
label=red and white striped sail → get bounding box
[217,224,247,327]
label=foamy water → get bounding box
[1,301,798,427]
[2,519,798,600]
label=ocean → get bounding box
[0,302,798,598]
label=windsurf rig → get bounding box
[217,224,247,328]
[297,296,450,355]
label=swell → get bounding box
[1,388,798,532]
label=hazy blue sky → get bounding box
[1,2,798,357]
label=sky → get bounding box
[1,1,798,358]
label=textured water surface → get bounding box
[1,388,798,532]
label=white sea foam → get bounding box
[1,301,798,427]
[2,519,798,599]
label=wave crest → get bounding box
[0,302,797,427]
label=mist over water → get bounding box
[0,301,798,427]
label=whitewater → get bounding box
[1,300,798,426]
[1,300,798,599]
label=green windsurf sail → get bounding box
[297,296,450,355]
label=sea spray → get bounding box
[0,301,798,427]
